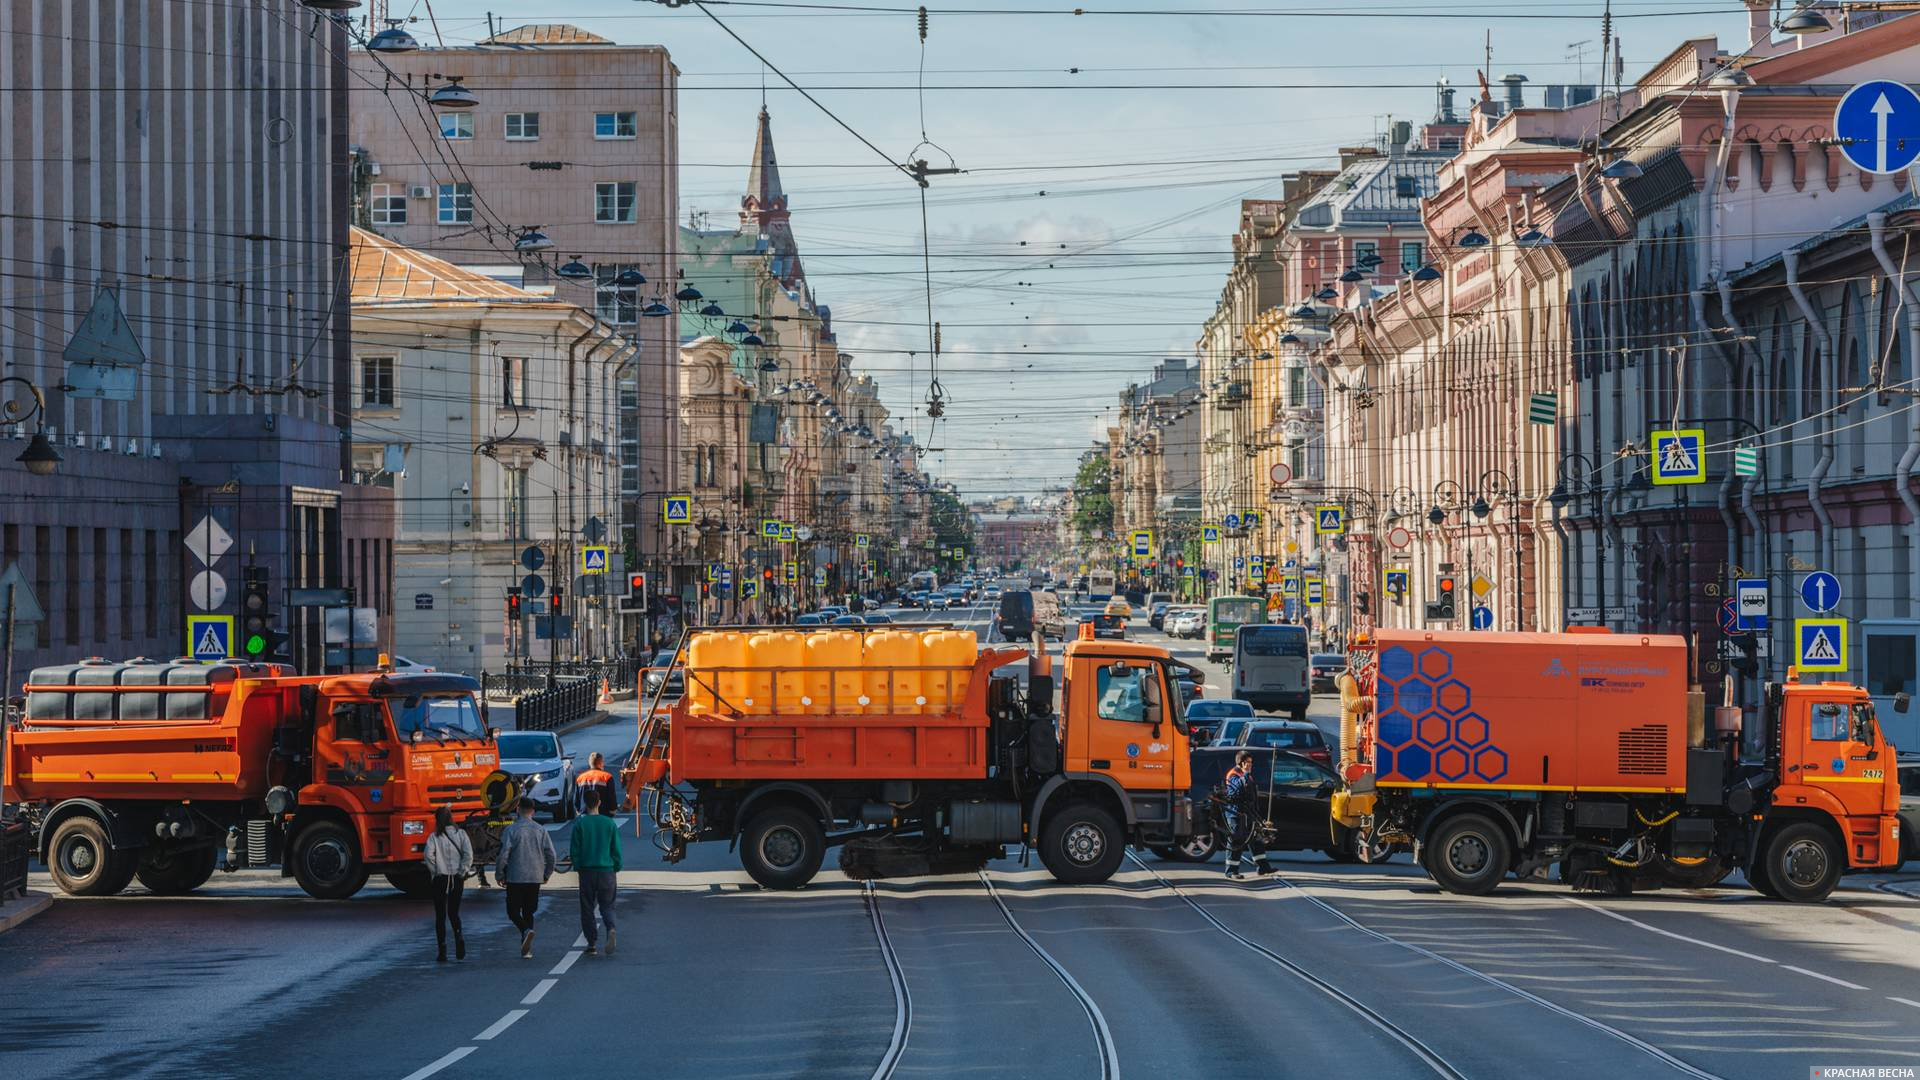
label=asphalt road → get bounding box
[6,597,1920,1080]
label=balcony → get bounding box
[1215,382,1249,410]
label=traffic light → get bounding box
[239,566,283,661]
[507,589,522,620]
[1428,575,1458,622]
[550,588,564,613]
[1356,590,1372,617]
[620,571,650,612]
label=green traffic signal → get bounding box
[245,634,267,655]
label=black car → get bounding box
[642,650,684,699]
[1310,653,1347,695]
[1147,746,1364,863]
[996,589,1036,641]
[1148,602,1172,631]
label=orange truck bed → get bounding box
[1365,629,1692,793]
[666,646,1028,783]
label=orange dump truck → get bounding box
[627,625,1206,888]
[1334,628,1904,901]
[4,658,500,899]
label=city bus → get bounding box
[1207,595,1267,662]
[1232,622,1311,719]
[1087,569,1118,601]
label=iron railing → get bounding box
[499,657,641,692]
[514,677,597,731]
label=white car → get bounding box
[494,730,577,821]
[1167,608,1205,638]
[928,594,951,609]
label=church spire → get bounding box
[742,106,787,227]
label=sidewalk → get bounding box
[0,891,53,935]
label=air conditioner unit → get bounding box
[407,184,433,200]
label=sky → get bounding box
[416,0,1758,499]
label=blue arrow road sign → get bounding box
[1799,571,1841,613]
[1835,80,1920,175]
[1471,605,1493,631]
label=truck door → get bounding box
[1086,660,1180,822]
[320,701,396,795]
[1797,698,1892,818]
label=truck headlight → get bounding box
[402,820,426,836]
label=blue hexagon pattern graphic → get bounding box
[1380,646,1415,682]
[1372,645,1508,784]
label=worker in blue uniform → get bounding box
[1222,749,1275,879]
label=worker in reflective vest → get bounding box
[575,752,615,817]
[1222,750,1274,880]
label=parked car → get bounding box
[1183,698,1256,746]
[1148,602,1172,631]
[495,730,576,822]
[1103,598,1133,620]
[819,606,848,619]
[832,614,866,626]
[862,613,893,625]
[1235,718,1332,767]
[387,654,436,673]
[642,649,685,699]
[796,612,828,625]
[1310,653,1347,695]
[1147,747,1372,864]
[1898,757,1920,870]
[1216,716,1254,746]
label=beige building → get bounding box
[350,229,626,673]
[346,24,679,581]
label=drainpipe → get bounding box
[1697,77,1743,425]
[1713,275,1749,573]
[1785,249,1837,571]
[1867,211,1920,602]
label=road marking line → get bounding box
[574,933,589,948]
[550,949,584,976]
[474,1010,528,1041]
[1561,898,1777,963]
[521,978,558,1005]
[1783,965,1867,990]
[400,1046,477,1080]
[1890,997,1920,1009]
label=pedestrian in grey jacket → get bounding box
[496,797,557,958]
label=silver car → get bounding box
[495,730,577,822]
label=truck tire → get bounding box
[1038,801,1126,884]
[1423,813,1510,896]
[47,816,137,897]
[1759,823,1842,903]
[383,868,435,900]
[292,822,370,900]
[1657,855,1732,890]
[135,846,218,895]
[740,806,826,890]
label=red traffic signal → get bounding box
[550,590,563,611]
[507,593,522,618]
[763,567,775,580]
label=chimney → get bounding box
[1435,81,1459,124]
[1745,0,1771,48]
[1545,85,1565,110]
[1569,84,1596,106]
[1389,120,1413,156]
[1501,73,1528,113]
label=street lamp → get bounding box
[2,377,60,476]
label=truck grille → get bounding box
[1617,724,1668,775]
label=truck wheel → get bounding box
[383,868,435,900]
[135,846,217,895]
[1657,856,1732,890]
[740,806,826,890]
[292,822,370,900]
[1760,823,1842,903]
[1424,813,1510,896]
[48,816,137,897]
[1038,801,1126,884]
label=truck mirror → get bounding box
[1895,692,1911,715]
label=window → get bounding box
[1094,664,1160,723]
[437,182,473,225]
[594,111,638,139]
[594,181,638,224]
[1287,366,1306,407]
[1400,241,1424,275]
[594,263,640,324]
[369,183,407,226]
[361,356,395,407]
[1353,241,1378,267]
[1865,632,1916,698]
[501,356,528,408]
[1394,174,1421,199]
[505,112,540,140]
[1272,757,1325,787]
[389,695,487,740]
[438,112,473,140]
[331,703,388,744]
[504,468,528,540]
[1811,703,1848,741]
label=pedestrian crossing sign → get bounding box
[1305,576,1324,606]
[1241,510,1262,530]
[581,545,609,574]
[1283,575,1300,596]
[1250,556,1265,575]
[779,524,796,543]
[763,519,782,537]
[664,496,693,524]
[186,615,233,660]
[707,562,722,582]
[1384,568,1409,598]
[814,567,827,587]
[1650,429,1707,485]
[1795,618,1848,672]
[742,580,759,599]
[856,533,871,549]
[1202,525,1221,544]
[1315,505,1345,535]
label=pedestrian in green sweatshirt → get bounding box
[572,787,623,956]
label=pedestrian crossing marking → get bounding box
[1804,629,1838,661]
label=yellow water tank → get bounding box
[922,629,979,714]
[686,631,745,715]
[804,630,863,714]
[864,630,924,714]
[748,631,807,715]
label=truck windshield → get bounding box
[390,695,486,741]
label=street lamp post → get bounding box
[2,376,61,477]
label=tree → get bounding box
[1070,455,1113,543]
[929,489,975,556]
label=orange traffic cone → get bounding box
[598,675,614,705]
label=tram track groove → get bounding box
[978,870,1122,1080]
[862,881,913,1080]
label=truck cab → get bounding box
[1053,638,1194,853]
[1758,677,1904,891]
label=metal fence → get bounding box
[481,671,555,702]
[514,677,598,731]
[501,657,641,692]
[0,820,29,903]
